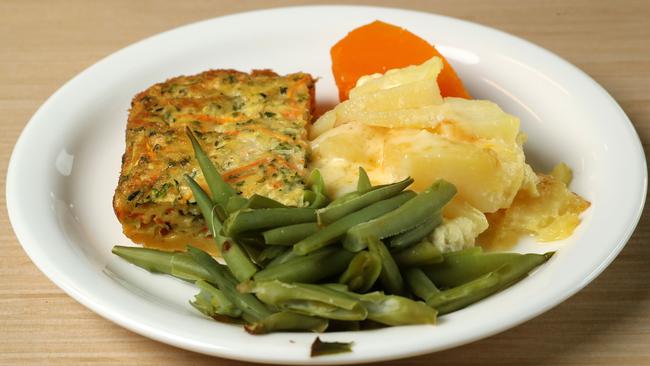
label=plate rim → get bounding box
[6,4,647,364]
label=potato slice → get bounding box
[382,129,526,213]
[344,98,520,144]
[335,104,447,129]
[310,109,338,139]
[350,57,443,97]
[310,123,387,197]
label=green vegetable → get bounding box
[224,207,316,236]
[254,247,354,283]
[389,214,443,249]
[350,291,437,326]
[186,127,238,209]
[246,311,329,334]
[191,279,242,318]
[265,248,300,268]
[367,236,405,295]
[187,246,272,321]
[404,268,439,301]
[224,194,250,214]
[262,222,319,246]
[310,337,353,357]
[306,169,329,209]
[294,191,416,255]
[239,280,367,321]
[170,253,213,281]
[338,251,382,293]
[183,174,219,234]
[393,240,443,267]
[236,194,287,210]
[327,190,360,207]
[421,248,522,287]
[356,167,372,192]
[185,175,258,282]
[344,180,456,250]
[256,245,288,265]
[427,252,554,314]
[111,246,211,282]
[316,176,413,225]
[113,165,558,336]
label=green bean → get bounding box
[307,169,329,209]
[187,246,272,321]
[256,245,288,265]
[405,268,440,301]
[170,253,213,281]
[367,237,405,295]
[245,311,329,334]
[357,167,372,192]
[224,207,316,236]
[338,251,382,293]
[239,280,367,321]
[191,279,242,318]
[184,175,219,234]
[327,190,361,207]
[293,191,416,255]
[185,175,258,281]
[186,127,238,208]
[321,283,350,292]
[243,194,287,209]
[237,239,264,265]
[393,240,443,267]
[310,338,353,356]
[345,179,456,249]
[112,246,212,282]
[254,247,354,283]
[389,214,442,249]
[206,213,258,281]
[112,245,174,274]
[345,291,437,326]
[303,190,318,207]
[427,252,554,314]
[316,176,413,225]
[223,195,248,214]
[421,249,522,287]
[265,248,300,268]
[262,223,320,246]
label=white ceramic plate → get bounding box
[7,5,646,364]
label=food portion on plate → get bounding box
[110,20,590,350]
[113,69,314,254]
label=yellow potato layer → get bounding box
[478,174,591,249]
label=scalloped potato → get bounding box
[310,56,589,249]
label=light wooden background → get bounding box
[1,1,648,365]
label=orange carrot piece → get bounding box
[331,20,471,101]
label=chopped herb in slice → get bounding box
[310,337,353,357]
[152,183,171,198]
[279,86,288,94]
[264,111,276,118]
[127,190,141,201]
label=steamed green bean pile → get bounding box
[112,128,553,335]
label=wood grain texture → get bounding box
[1,0,648,365]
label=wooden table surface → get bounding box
[1,1,649,365]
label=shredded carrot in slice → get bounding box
[175,113,246,124]
[247,125,295,143]
[221,157,270,181]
